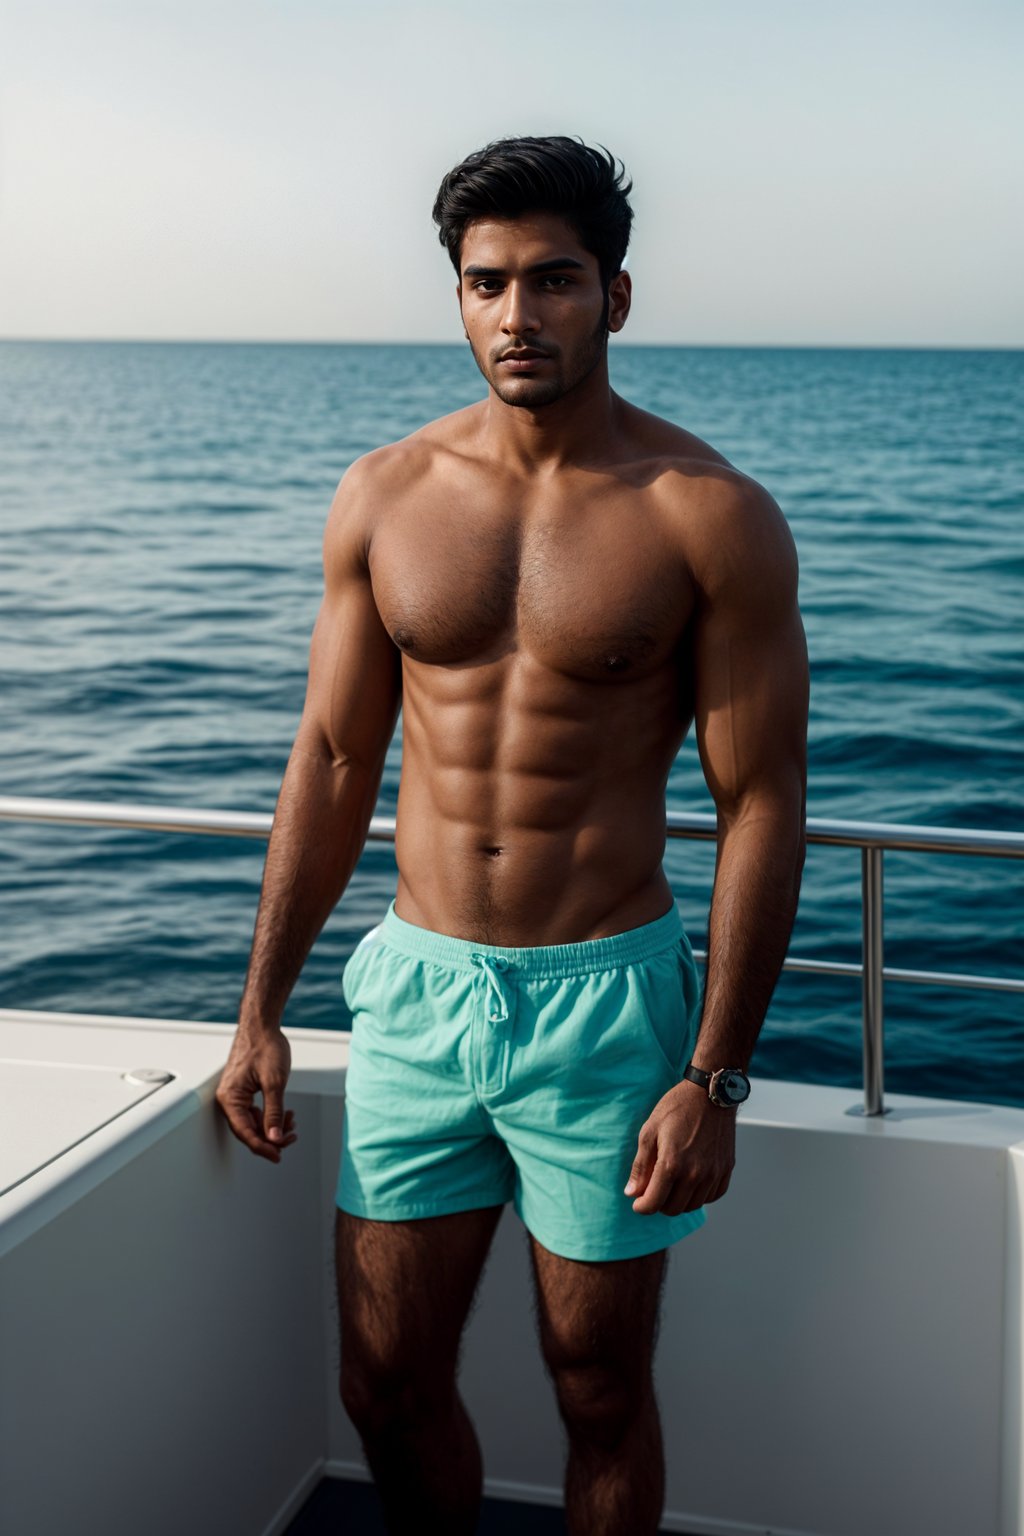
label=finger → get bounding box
[243,1102,285,1159]
[623,1127,658,1199]
[665,1185,712,1216]
[256,1103,299,1152]
[271,1111,299,1148]
[261,1081,287,1143]
[243,1098,297,1155]
[244,1110,294,1159]
[230,1105,283,1161]
[216,1087,283,1162]
[689,1166,731,1207]
[632,1156,684,1215]
[704,1173,731,1205]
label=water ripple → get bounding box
[1,341,1021,1104]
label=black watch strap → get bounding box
[682,1062,751,1108]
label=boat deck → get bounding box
[283,1476,683,1533]
[4,1009,1023,1536]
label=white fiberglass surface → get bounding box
[0,1059,170,1197]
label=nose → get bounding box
[500,279,540,338]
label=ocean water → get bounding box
[1,340,1021,1107]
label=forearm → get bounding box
[238,741,387,1033]
[691,807,806,1073]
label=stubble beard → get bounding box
[469,306,611,410]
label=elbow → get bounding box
[292,726,383,782]
[784,782,808,896]
[719,776,806,874]
[792,819,808,890]
[786,778,808,880]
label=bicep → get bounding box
[691,496,808,824]
[296,474,402,771]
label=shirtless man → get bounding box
[216,136,808,1536]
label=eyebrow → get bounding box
[462,257,587,277]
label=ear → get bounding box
[456,282,468,339]
[607,270,632,334]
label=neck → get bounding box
[480,359,622,474]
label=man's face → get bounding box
[457,212,630,409]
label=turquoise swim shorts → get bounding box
[336,899,708,1262]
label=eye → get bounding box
[540,275,571,288]
[471,279,503,292]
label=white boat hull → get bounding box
[1,1009,1021,1536]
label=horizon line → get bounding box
[1,336,1021,352]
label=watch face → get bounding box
[714,1069,750,1106]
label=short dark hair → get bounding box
[432,135,634,292]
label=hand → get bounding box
[215,1027,298,1163]
[624,1080,736,1215]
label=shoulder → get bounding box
[610,397,799,609]
[329,437,432,509]
[651,456,799,612]
[323,405,483,567]
[333,404,484,501]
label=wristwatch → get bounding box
[682,1062,751,1108]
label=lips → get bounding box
[497,350,549,373]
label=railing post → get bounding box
[861,846,885,1115]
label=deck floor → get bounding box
[284,1476,684,1533]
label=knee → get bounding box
[339,1357,453,1442]
[549,1360,650,1451]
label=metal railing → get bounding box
[2,794,1022,1117]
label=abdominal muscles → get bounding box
[392,648,689,945]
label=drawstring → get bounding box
[470,952,512,1025]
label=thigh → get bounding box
[339,936,516,1222]
[501,945,706,1262]
[528,1230,668,1385]
[335,1204,505,1393]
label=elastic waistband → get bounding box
[377,899,685,979]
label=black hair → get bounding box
[432,135,633,292]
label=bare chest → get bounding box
[370,494,693,678]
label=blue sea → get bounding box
[1,341,1021,1107]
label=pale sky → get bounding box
[1,0,1020,346]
